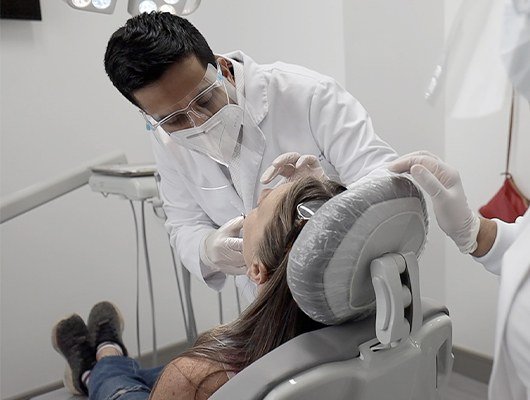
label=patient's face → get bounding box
[243,183,293,271]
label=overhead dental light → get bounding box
[64,0,201,16]
[127,0,201,16]
[63,0,118,14]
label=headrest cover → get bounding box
[287,175,428,325]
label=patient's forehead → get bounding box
[260,182,293,211]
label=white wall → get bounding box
[190,1,346,85]
[0,1,346,398]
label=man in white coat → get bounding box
[103,12,396,297]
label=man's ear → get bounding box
[216,56,236,85]
[248,260,268,285]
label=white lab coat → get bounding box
[150,51,397,294]
[474,210,530,399]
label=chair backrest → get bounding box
[287,175,428,326]
[212,175,453,400]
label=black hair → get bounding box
[104,12,216,106]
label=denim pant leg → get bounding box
[88,356,164,400]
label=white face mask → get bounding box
[169,104,244,167]
[501,0,530,101]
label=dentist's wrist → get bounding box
[470,218,497,258]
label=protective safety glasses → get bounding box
[284,199,327,254]
[140,63,230,134]
[296,200,326,221]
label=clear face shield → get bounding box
[142,63,265,194]
[140,64,265,197]
[142,64,235,135]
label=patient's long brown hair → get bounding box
[179,177,346,387]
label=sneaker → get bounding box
[51,314,95,395]
[87,301,128,357]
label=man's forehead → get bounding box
[133,55,207,115]
[171,56,210,94]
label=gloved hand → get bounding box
[200,216,247,275]
[260,152,329,184]
[388,150,480,254]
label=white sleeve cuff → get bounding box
[473,218,520,276]
[200,259,227,291]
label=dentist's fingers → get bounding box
[388,151,441,173]
[225,237,243,252]
[272,152,301,167]
[410,164,446,198]
[295,154,320,170]
[260,166,278,184]
[260,152,300,183]
[220,215,245,235]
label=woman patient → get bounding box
[52,177,346,399]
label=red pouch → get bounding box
[479,174,529,223]
[479,91,529,223]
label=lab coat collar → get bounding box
[221,50,269,125]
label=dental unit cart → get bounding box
[88,163,199,362]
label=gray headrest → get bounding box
[287,175,428,325]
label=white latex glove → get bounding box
[200,216,247,275]
[388,151,480,254]
[260,152,329,184]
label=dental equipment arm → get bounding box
[0,151,126,224]
[389,150,481,254]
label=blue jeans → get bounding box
[88,356,164,400]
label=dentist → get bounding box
[103,12,396,298]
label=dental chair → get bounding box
[212,175,453,400]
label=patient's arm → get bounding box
[149,356,229,400]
